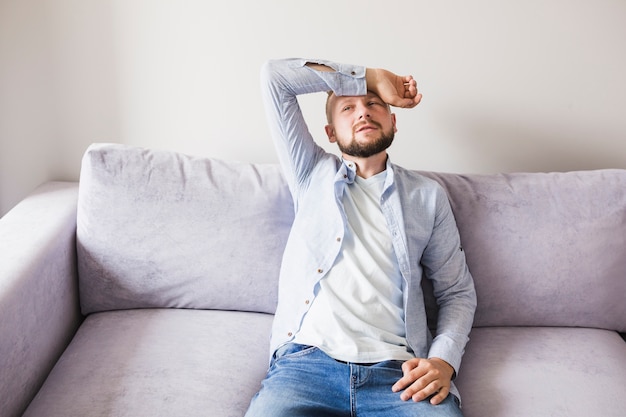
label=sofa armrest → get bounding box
[0,182,83,417]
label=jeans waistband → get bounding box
[275,343,395,367]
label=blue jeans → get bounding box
[245,344,463,417]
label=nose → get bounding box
[356,102,370,119]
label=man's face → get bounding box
[325,92,397,158]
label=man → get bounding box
[245,58,477,417]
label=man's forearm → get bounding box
[305,63,384,98]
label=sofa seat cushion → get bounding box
[455,327,626,417]
[22,309,273,417]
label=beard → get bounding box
[336,123,395,158]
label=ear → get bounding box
[391,113,398,133]
[325,124,336,143]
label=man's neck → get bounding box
[343,152,388,179]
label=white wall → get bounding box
[2,0,626,216]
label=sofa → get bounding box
[1,142,625,417]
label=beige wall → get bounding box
[2,0,626,216]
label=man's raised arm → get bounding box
[305,62,422,108]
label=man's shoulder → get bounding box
[392,164,445,191]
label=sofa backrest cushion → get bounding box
[421,170,626,331]
[77,143,293,315]
[78,143,626,332]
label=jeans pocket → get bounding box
[272,343,317,366]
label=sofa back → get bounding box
[77,143,293,315]
[77,144,626,332]
[421,170,626,331]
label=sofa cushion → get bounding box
[22,309,273,417]
[455,327,626,417]
[77,143,293,315]
[422,170,626,331]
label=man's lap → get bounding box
[245,344,463,417]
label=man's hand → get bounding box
[391,357,455,405]
[365,68,422,109]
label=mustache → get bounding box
[353,120,382,133]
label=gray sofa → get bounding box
[2,143,625,417]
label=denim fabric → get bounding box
[245,343,463,417]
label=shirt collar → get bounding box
[338,157,396,187]
[383,157,396,192]
[338,158,357,184]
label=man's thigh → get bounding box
[354,360,463,417]
[245,344,350,417]
[245,345,463,417]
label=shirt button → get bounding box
[317,268,323,273]
[305,299,310,305]
[336,237,341,242]
[350,71,356,75]
[287,332,293,337]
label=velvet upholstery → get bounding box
[421,170,626,331]
[22,309,272,417]
[456,327,626,416]
[2,143,625,416]
[77,143,293,315]
[0,182,82,417]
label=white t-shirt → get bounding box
[293,170,414,363]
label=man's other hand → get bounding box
[391,357,455,405]
[365,68,422,109]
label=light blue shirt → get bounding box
[260,58,477,381]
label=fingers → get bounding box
[398,76,422,108]
[367,68,423,109]
[429,386,450,405]
[392,94,422,109]
[392,358,453,404]
[399,374,448,403]
[399,93,422,109]
[391,358,422,393]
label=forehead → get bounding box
[332,91,385,107]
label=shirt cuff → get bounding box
[427,334,465,378]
